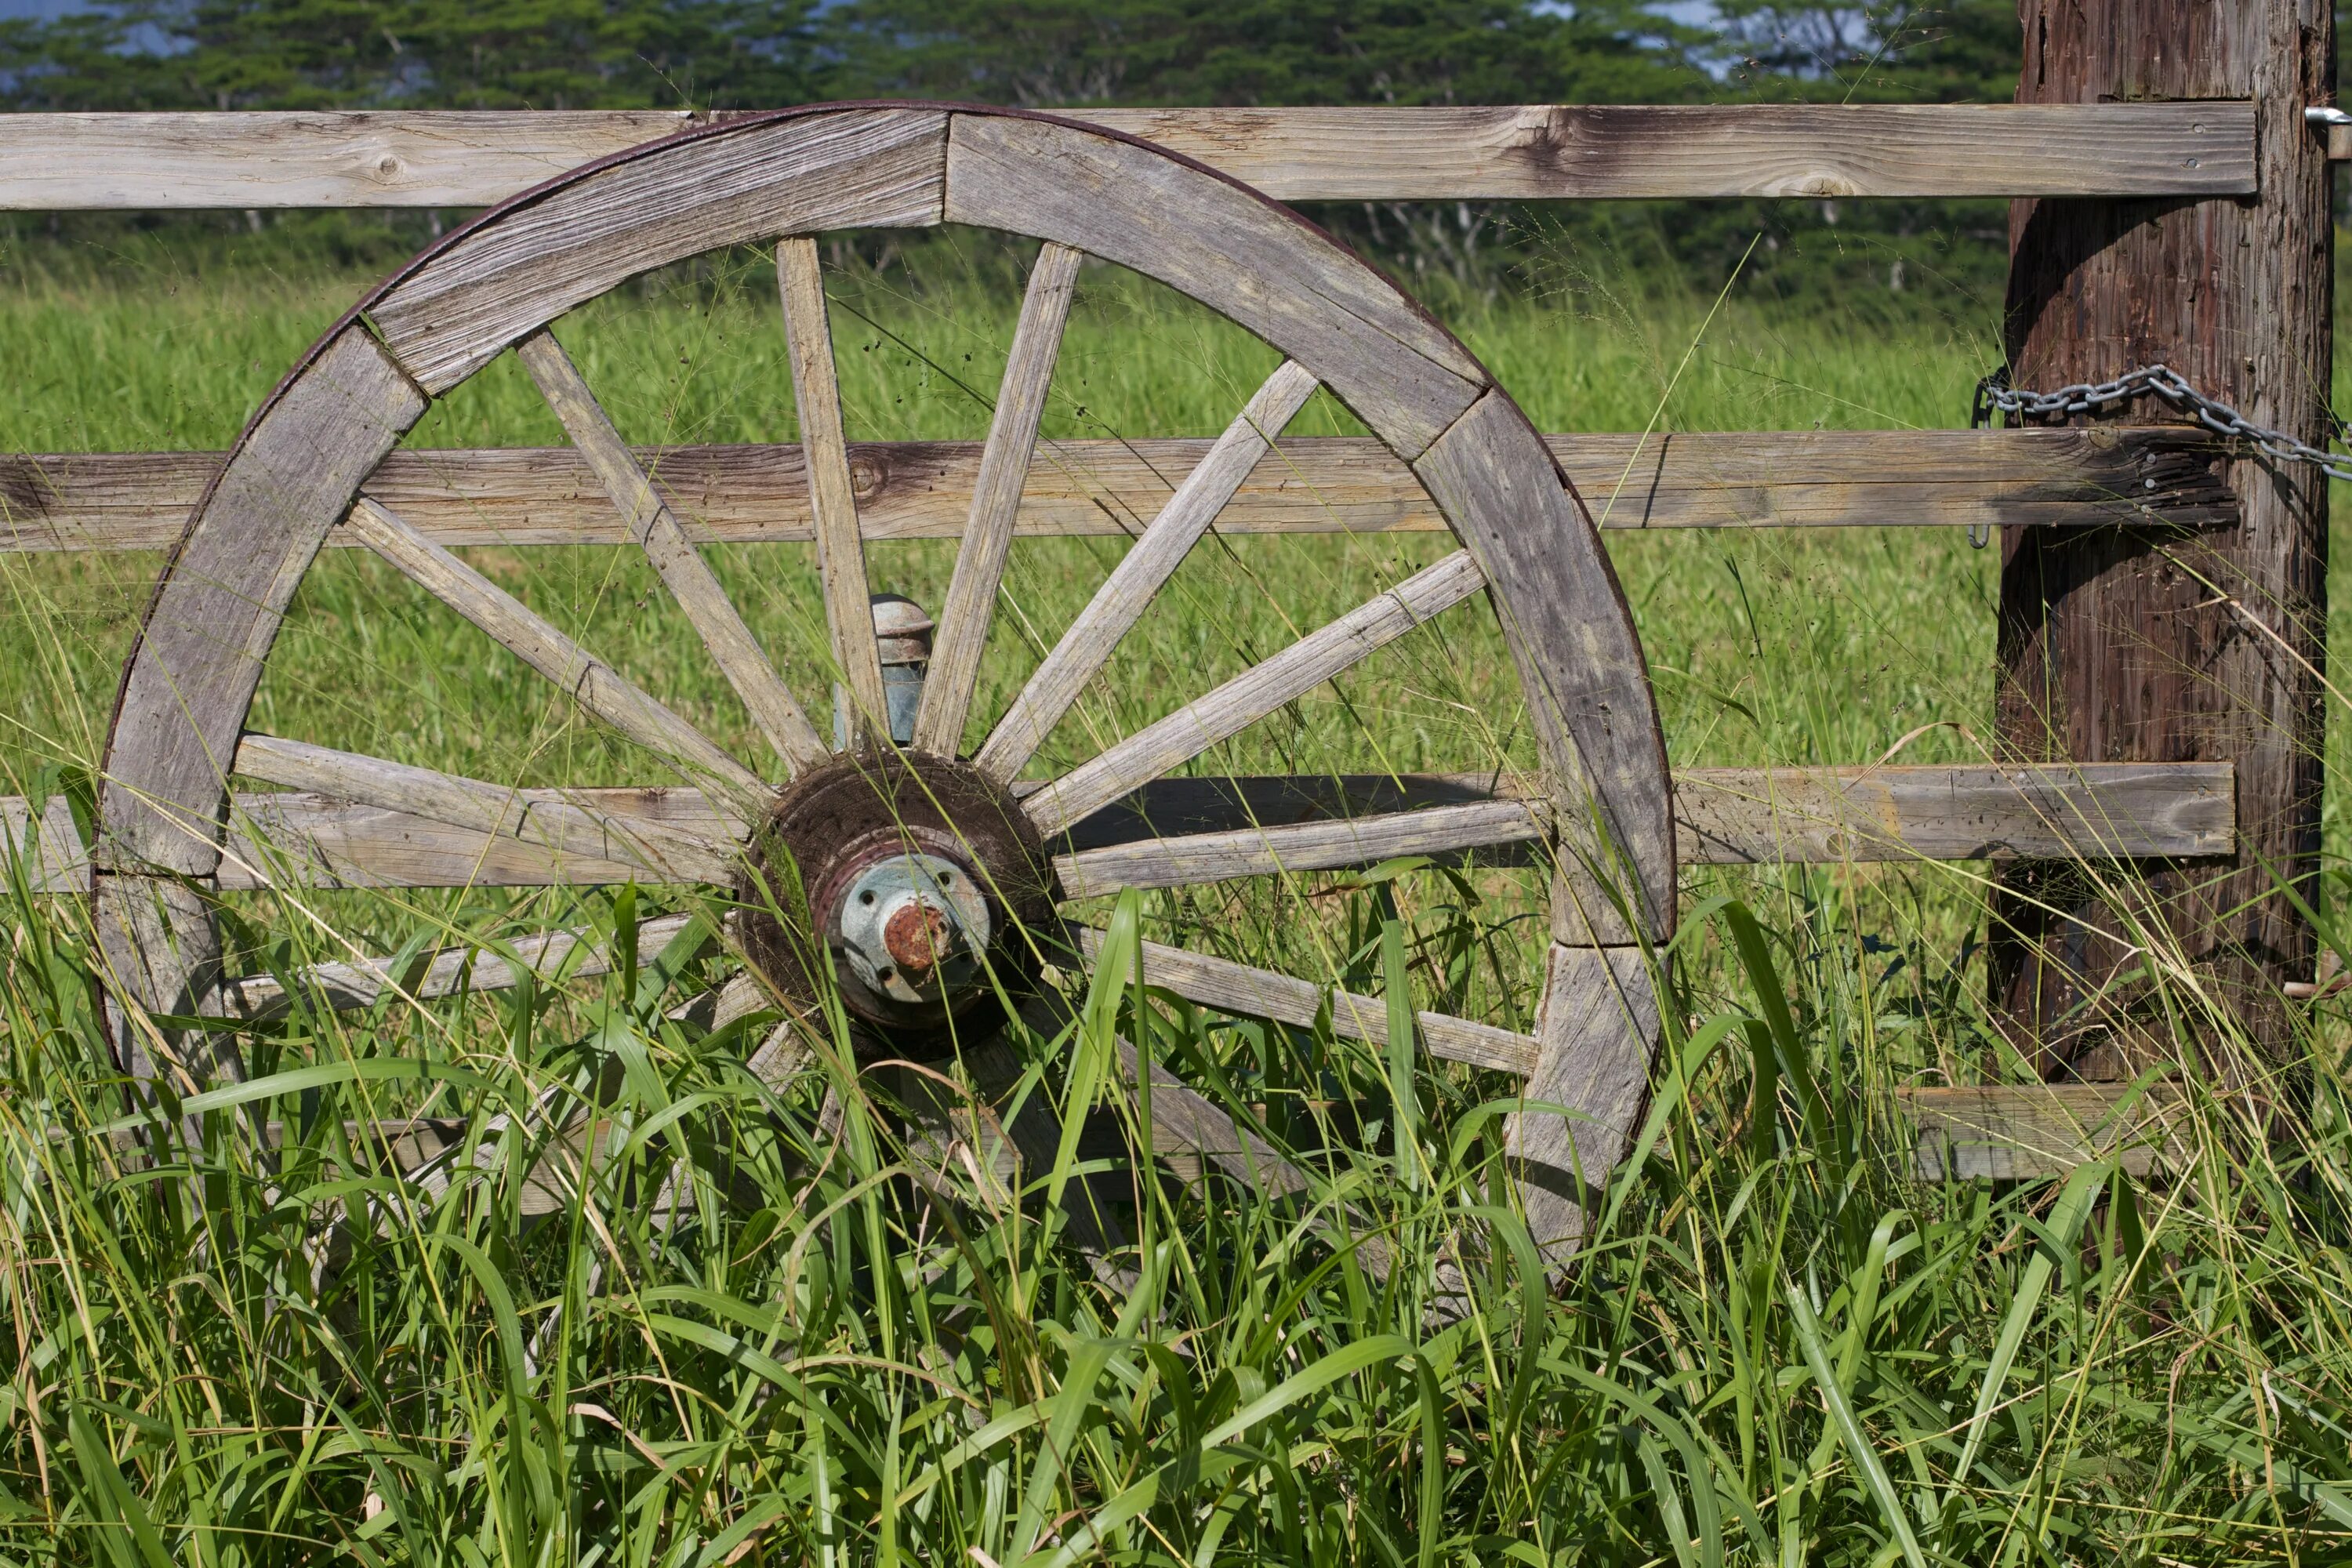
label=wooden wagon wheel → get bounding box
[93,103,1674,1274]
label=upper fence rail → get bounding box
[0,103,2259,209]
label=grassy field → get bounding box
[0,229,2347,1564]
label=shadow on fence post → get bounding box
[1991,0,2335,1085]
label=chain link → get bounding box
[1968,365,2352,550]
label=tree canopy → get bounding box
[0,0,2024,113]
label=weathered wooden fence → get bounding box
[0,49,2333,1177]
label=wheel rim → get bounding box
[93,102,1675,1269]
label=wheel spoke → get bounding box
[218,786,731,890]
[1054,797,1544,899]
[225,911,702,1017]
[517,328,829,776]
[1074,926,1537,1075]
[775,236,889,746]
[346,495,768,812]
[976,359,1318,781]
[1024,549,1486,837]
[234,734,739,877]
[915,241,1085,755]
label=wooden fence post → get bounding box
[1993,0,2334,1077]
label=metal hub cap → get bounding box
[834,851,993,1004]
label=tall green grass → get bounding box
[0,230,2347,1563]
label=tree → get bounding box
[0,0,829,110]
[829,0,1712,108]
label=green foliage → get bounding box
[0,229,2347,1562]
[829,0,1712,108]
[0,0,826,111]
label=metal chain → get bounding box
[1965,363,2352,549]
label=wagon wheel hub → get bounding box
[735,749,1054,1051]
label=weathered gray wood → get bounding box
[1414,390,1675,944]
[976,361,1323,781]
[0,105,2254,209]
[1054,799,1544,900]
[1083,103,2255,200]
[775,235,890,747]
[515,329,827,775]
[217,792,689,891]
[945,112,1488,459]
[346,496,768,809]
[226,912,698,1016]
[92,873,233,1095]
[371,108,948,394]
[1901,1082,2187,1179]
[232,734,740,880]
[1076,927,1540,1075]
[5,762,2236,897]
[1024,550,1488,838]
[916,241,1083,756]
[0,428,2235,554]
[100,328,428,874]
[0,794,89,891]
[1510,944,1658,1269]
[1679,761,2235,862]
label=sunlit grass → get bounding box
[0,230,2346,1563]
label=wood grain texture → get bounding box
[0,428,2236,553]
[0,105,2252,209]
[975,361,1323,781]
[1054,799,1543,900]
[776,236,889,746]
[1,794,89,891]
[1901,1082,2187,1179]
[225,912,697,1016]
[100,328,427,875]
[1076,926,1537,1074]
[372,108,947,394]
[1677,761,2235,862]
[213,790,720,891]
[91,873,232,1094]
[516,329,827,775]
[0,110,699,209]
[232,734,739,880]
[1510,944,1658,1267]
[346,495,769,809]
[5,762,2236,896]
[1080,103,2255,200]
[945,111,1486,459]
[916,241,1083,755]
[1024,550,1488,838]
[1414,389,1674,945]
[1993,0,2331,1079]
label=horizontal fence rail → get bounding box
[1900,1082,2189,1180]
[0,762,2234,895]
[0,103,2258,209]
[0,428,2236,550]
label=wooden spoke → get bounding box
[216,789,723,890]
[516,329,829,776]
[345,496,768,813]
[775,236,889,746]
[1111,1036,1311,1200]
[225,911,700,1017]
[1054,797,1544,900]
[234,734,740,879]
[1024,550,1486,837]
[1076,927,1538,1076]
[915,241,1085,756]
[975,359,1320,781]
